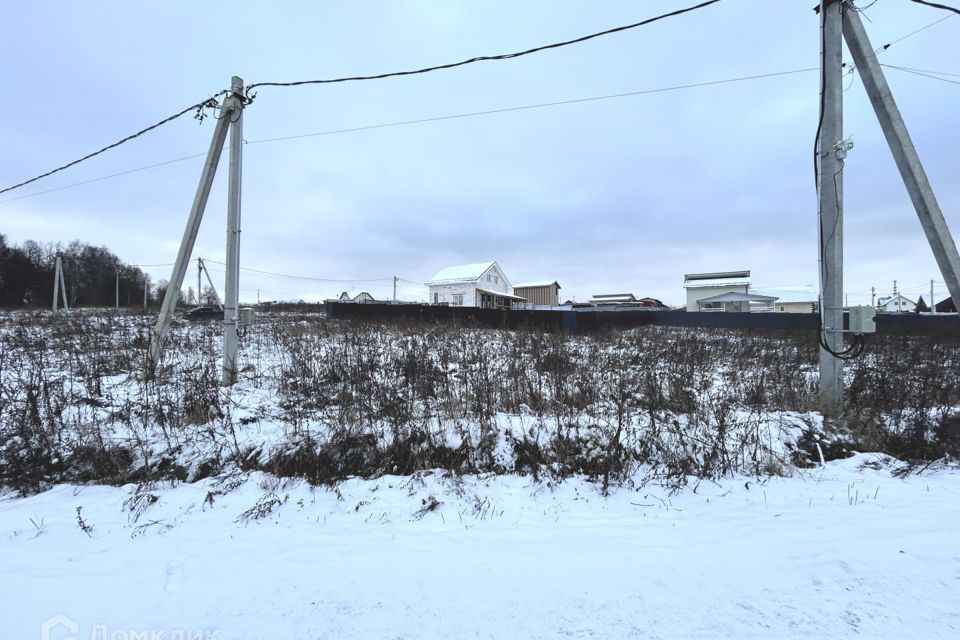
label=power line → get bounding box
[247,68,817,145]
[881,12,953,48]
[882,63,960,85]
[243,1,723,98]
[884,63,960,77]
[0,152,210,204]
[908,0,960,16]
[0,67,815,205]
[202,258,397,284]
[0,1,722,198]
[0,93,227,197]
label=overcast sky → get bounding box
[1,0,957,306]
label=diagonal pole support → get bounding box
[145,90,235,378]
[843,5,960,313]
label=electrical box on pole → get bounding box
[239,307,255,327]
[848,306,876,335]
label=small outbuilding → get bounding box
[751,286,818,313]
[514,281,561,307]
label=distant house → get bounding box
[696,291,777,313]
[684,270,750,311]
[337,291,375,303]
[935,296,956,313]
[752,286,819,313]
[514,281,561,307]
[591,293,637,305]
[636,297,668,309]
[877,294,916,313]
[588,294,667,309]
[425,261,523,309]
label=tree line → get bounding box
[0,234,187,308]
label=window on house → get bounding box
[433,292,439,304]
[453,294,463,306]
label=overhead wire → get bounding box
[201,258,397,284]
[0,152,211,204]
[0,68,816,205]
[3,3,948,205]
[0,1,722,198]
[883,63,960,76]
[245,68,816,146]
[881,63,960,84]
[881,12,953,48]
[908,0,960,16]
[242,0,723,99]
[0,92,228,196]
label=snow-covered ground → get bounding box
[2,454,958,640]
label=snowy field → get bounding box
[2,454,959,639]
[1,311,958,638]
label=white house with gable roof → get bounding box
[425,261,523,309]
[877,294,916,313]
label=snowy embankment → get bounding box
[2,454,958,640]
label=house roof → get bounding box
[685,270,750,281]
[684,271,751,288]
[636,297,665,306]
[425,261,496,285]
[698,292,778,303]
[514,281,561,289]
[877,294,916,306]
[592,293,636,301]
[751,286,817,304]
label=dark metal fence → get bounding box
[325,302,958,337]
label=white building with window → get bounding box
[877,294,916,313]
[683,270,751,311]
[425,261,523,309]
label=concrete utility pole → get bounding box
[870,286,875,307]
[843,7,960,314]
[115,271,120,309]
[393,276,398,301]
[52,254,68,311]
[818,0,845,415]
[197,258,203,305]
[146,80,236,377]
[222,76,245,386]
[930,279,935,314]
[143,274,149,310]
